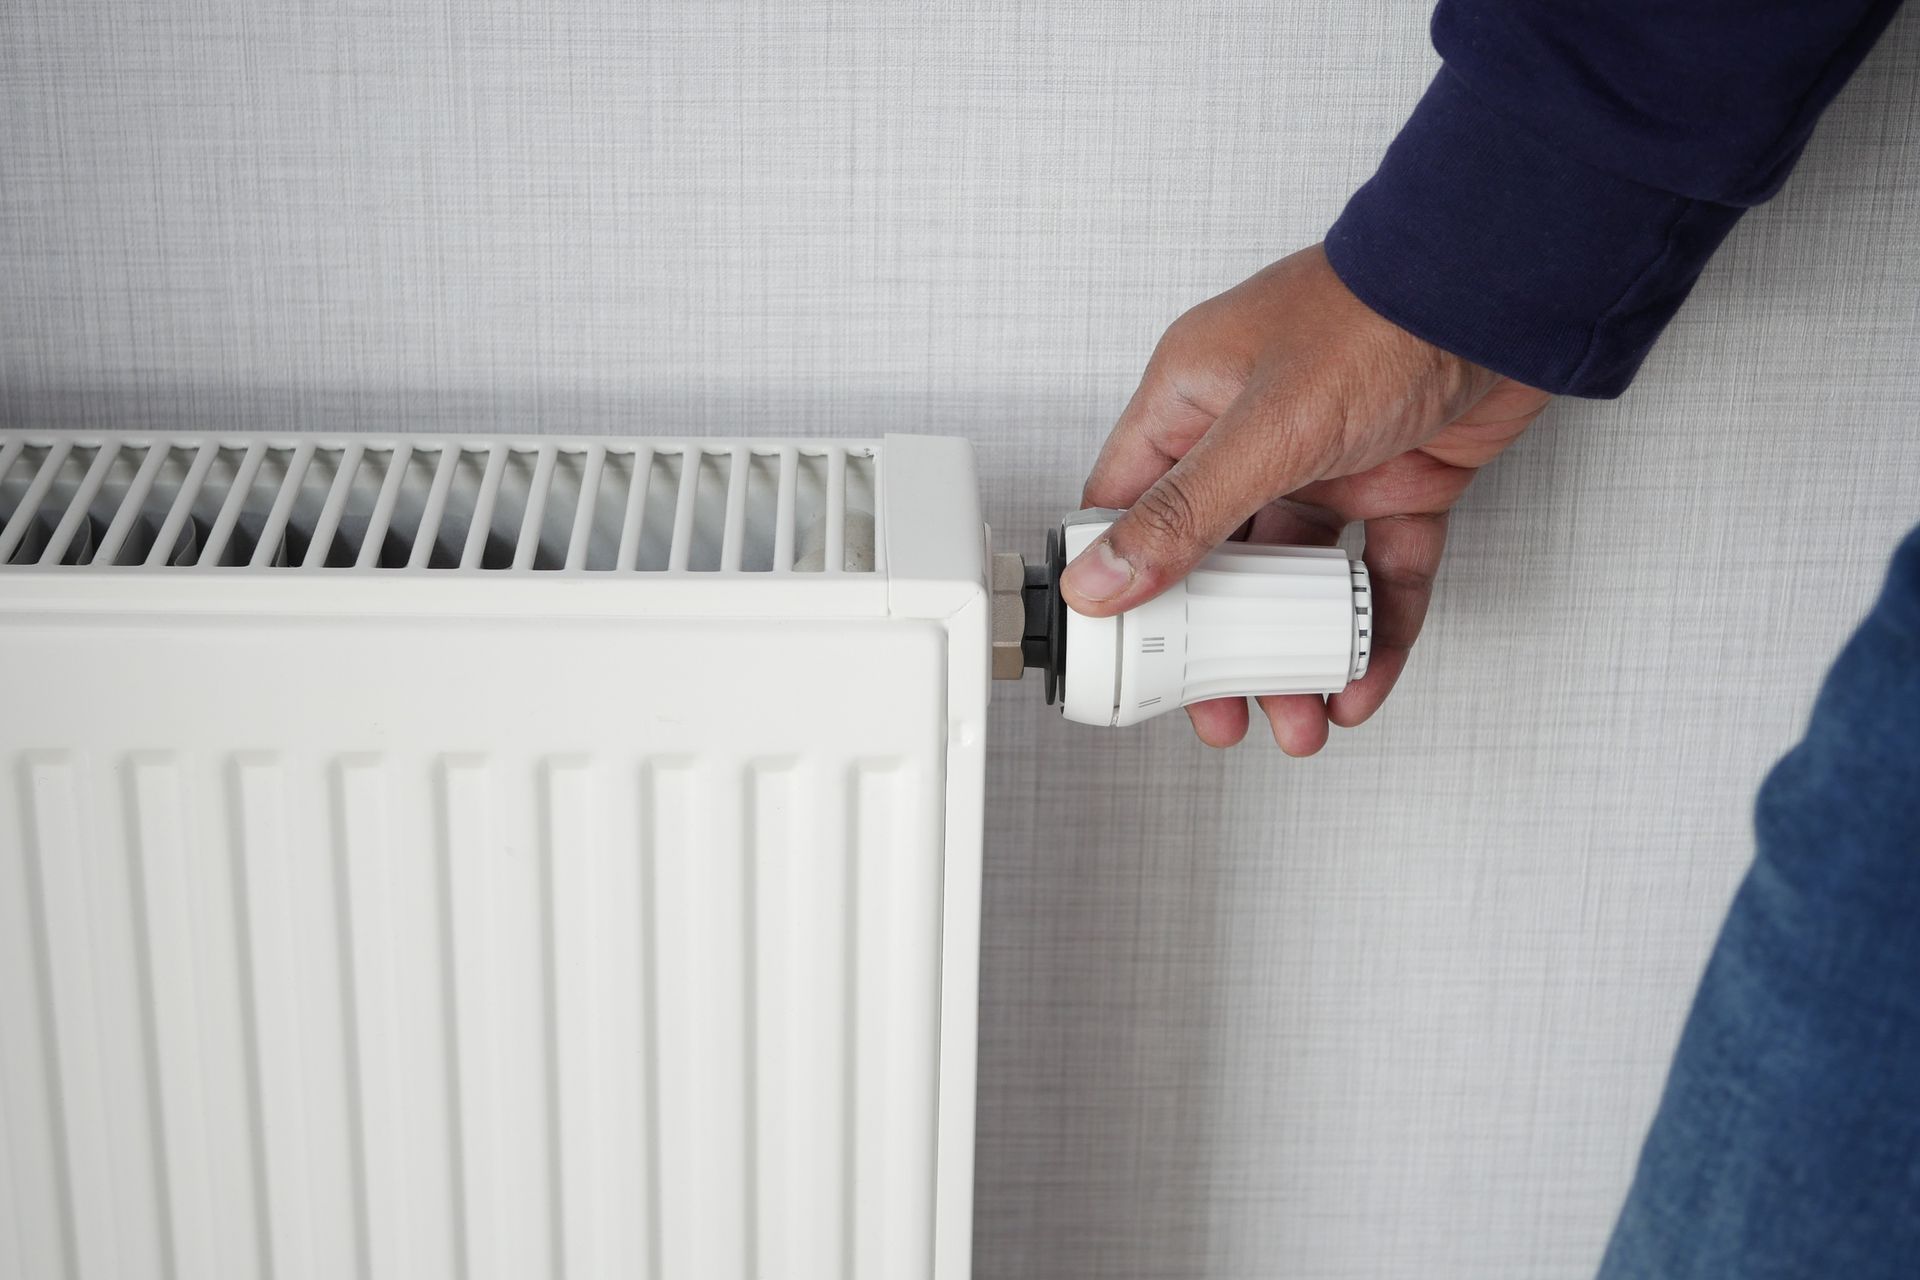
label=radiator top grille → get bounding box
[0,433,882,574]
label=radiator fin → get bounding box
[0,434,883,575]
[20,754,128,1279]
[852,760,942,1279]
[751,756,846,1274]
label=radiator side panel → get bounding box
[0,615,955,1280]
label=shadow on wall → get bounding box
[974,699,1244,1280]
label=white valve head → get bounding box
[1058,511,1372,728]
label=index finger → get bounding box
[1061,387,1339,617]
[1080,368,1216,511]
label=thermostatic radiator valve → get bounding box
[993,510,1372,727]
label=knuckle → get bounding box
[1128,474,1205,550]
[1377,555,1437,597]
[1398,564,1437,596]
[1370,515,1445,593]
[1145,321,1190,377]
[1151,306,1219,379]
[1134,357,1181,410]
[1144,334,1201,395]
[1162,303,1207,347]
[1144,304,1261,423]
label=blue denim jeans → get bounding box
[1598,524,1920,1277]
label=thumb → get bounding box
[1059,394,1333,617]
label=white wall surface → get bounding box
[4,2,1918,1276]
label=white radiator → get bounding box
[0,430,990,1280]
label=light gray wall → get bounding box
[5,2,1918,1275]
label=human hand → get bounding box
[1062,244,1553,753]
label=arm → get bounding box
[1066,0,1905,750]
[1328,0,1907,397]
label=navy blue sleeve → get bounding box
[1325,1,1906,398]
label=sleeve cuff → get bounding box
[1324,69,1745,398]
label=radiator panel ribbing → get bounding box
[2,741,946,1280]
[0,597,966,1280]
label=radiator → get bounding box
[0,430,989,1280]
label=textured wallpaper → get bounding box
[4,2,1919,1276]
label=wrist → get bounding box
[1325,69,1743,399]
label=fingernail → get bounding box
[1061,539,1134,602]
